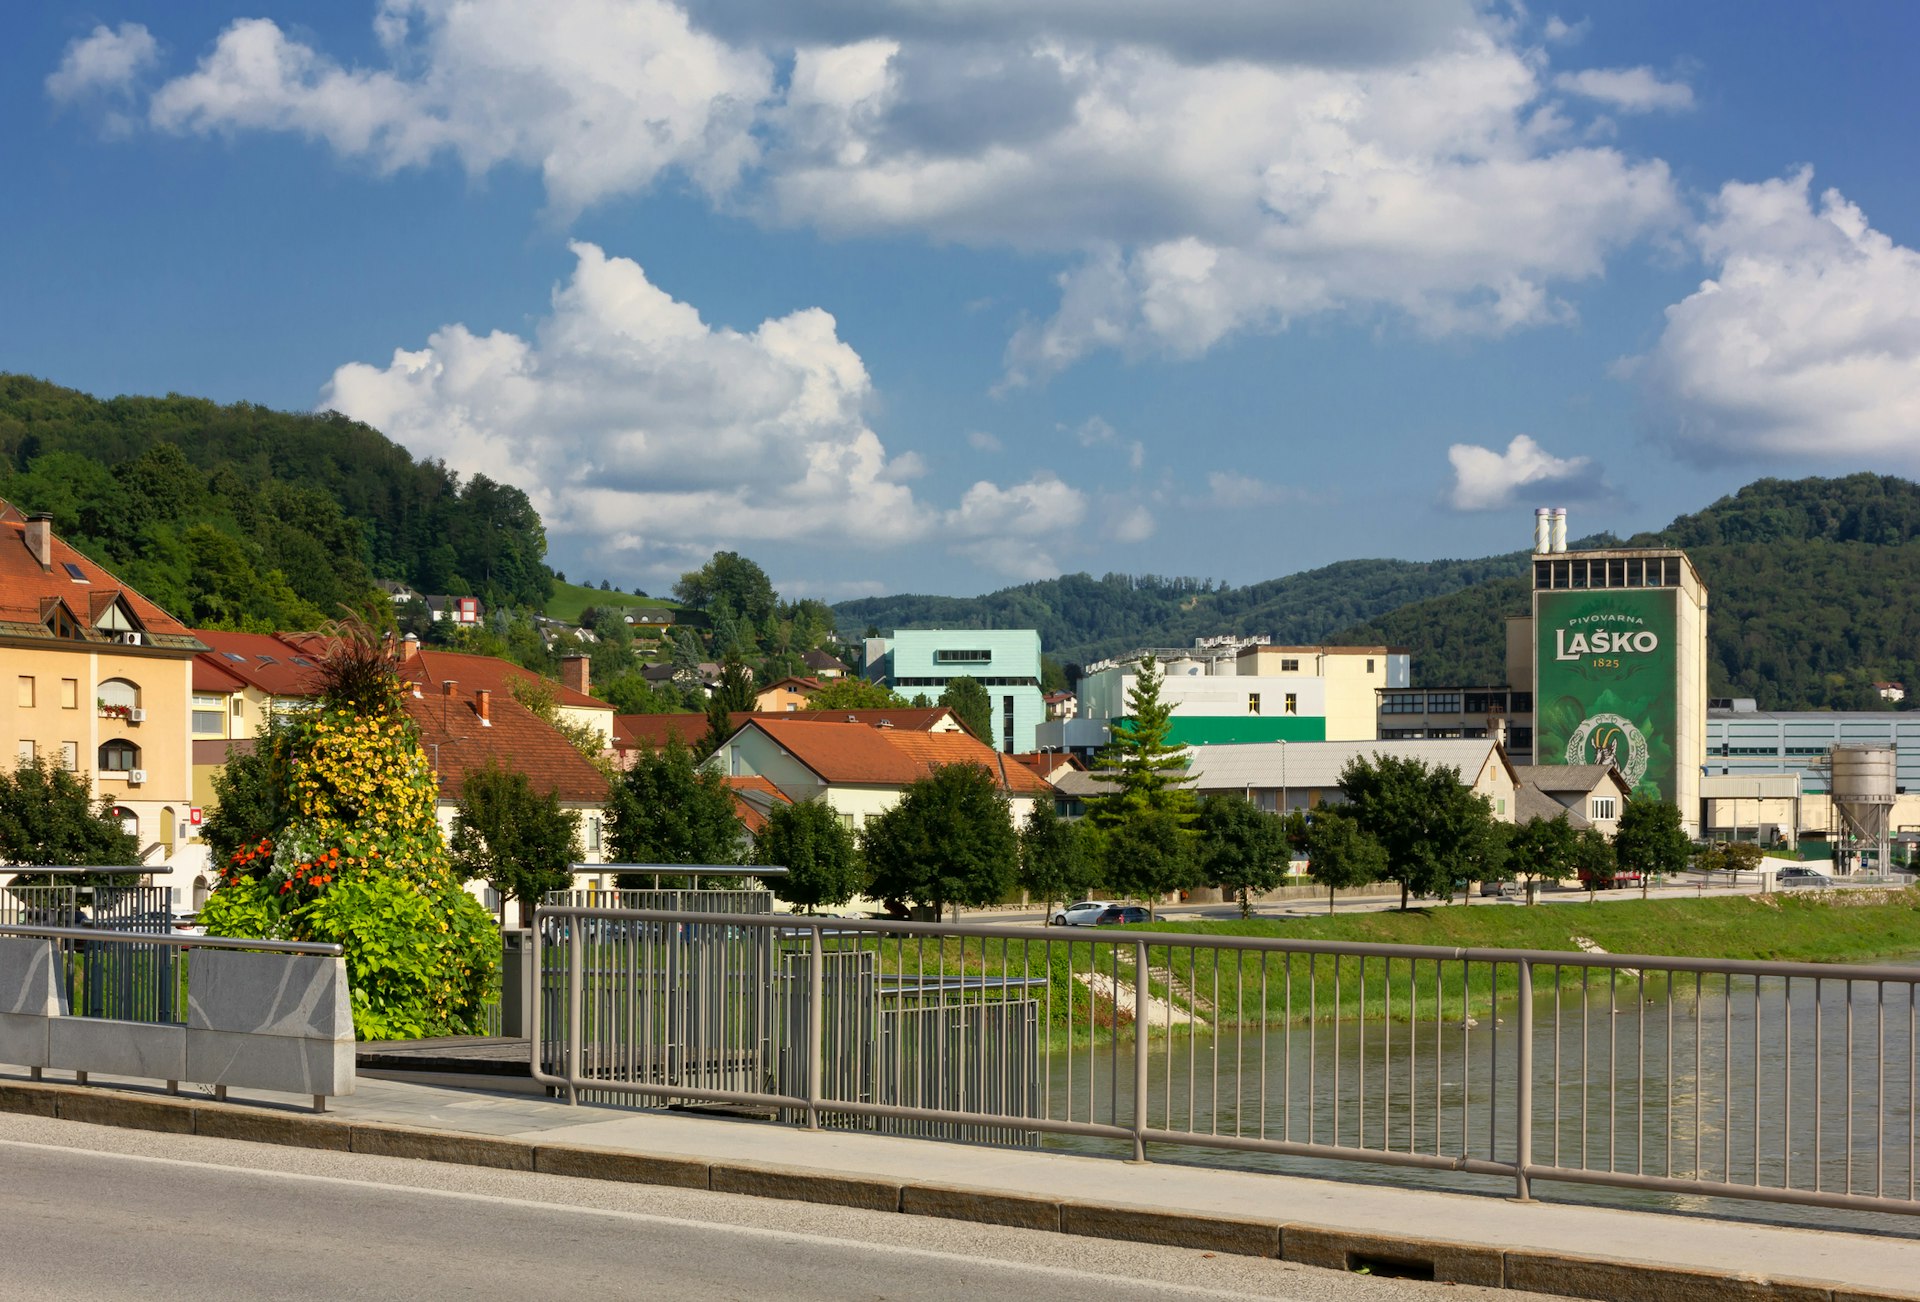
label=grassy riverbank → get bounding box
[856,889,1920,1048]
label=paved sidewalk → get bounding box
[4,1064,1913,1301]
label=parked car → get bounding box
[1090,905,1151,926]
[1052,900,1112,926]
[1776,867,1834,889]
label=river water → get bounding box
[1037,958,1920,1238]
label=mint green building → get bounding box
[863,629,1045,753]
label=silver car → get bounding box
[1052,900,1114,926]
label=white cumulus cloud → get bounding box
[320,242,1084,578]
[115,3,1682,379]
[1204,472,1299,510]
[1626,170,1920,467]
[1553,67,1693,113]
[47,22,159,131]
[1447,435,1598,511]
[148,2,771,212]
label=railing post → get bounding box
[565,918,584,1106]
[805,922,824,1132]
[1131,938,1150,1163]
[1514,957,1534,1201]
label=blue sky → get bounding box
[6,2,1918,602]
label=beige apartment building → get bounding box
[0,506,204,869]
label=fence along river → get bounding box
[528,902,1920,1234]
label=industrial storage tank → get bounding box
[1829,745,1896,875]
[1830,745,1897,804]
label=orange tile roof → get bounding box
[0,504,200,650]
[404,684,609,805]
[783,706,960,731]
[614,712,741,751]
[724,775,791,834]
[739,717,1053,795]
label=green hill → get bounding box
[0,374,553,630]
[544,580,677,625]
[832,555,1527,668]
[840,474,1920,712]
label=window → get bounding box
[98,678,140,711]
[1366,659,1375,673]
[1002,694,1015,753]
[1591,797,1617,821]
[934,649,991,664]
[1380,693,1425,715]
[17,740,34,763]
[61,561,87,581]
[16,676,32,708]
[1426,693,1463,714]
[1280,658,1300,672]
[231,698,244,719]
[60,741,77,771]
[1284,693,1297,715]
[192,694,225,735]
[1248,693,1261,715]
[585,815,603,854]
[98,739,140,772]
[60,678,77,709]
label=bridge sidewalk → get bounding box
[2,1065,1913,1301]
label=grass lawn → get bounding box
[544,579,680,625]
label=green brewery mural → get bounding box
[1535,588,1678,803]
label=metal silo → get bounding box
[1829,745,1896,875]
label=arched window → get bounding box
[111,806,138,839]
[192,876,211,912]
[99,739,141,771]
[98,677,141,713]
[160,806,176,854]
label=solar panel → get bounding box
[61,562,86,580]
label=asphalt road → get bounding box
[0,1112,1558,1302]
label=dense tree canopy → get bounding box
[1337,754,1501,909]
[607,736,743,879]
[448,761,582,921]
[756,799,864,913]
[1194,794,1292,918]
[0,758,142,867]
[1304,807,1387,915]
[863,764,1017,919]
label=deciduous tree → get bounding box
[863,764,1017,920]
[1337,754,1499,910]
[1017,801,1098,918]
[448,761,581,923]
[1614,799,1691,898]
[756,799,864,913]
[608,735,743,883]
[1195,794,1292,918]
[0,757,141,867]
[1304,807,1387,915]
[937,675,993,744]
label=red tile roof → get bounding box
[737,717,1053,795]
[614,713,740,752]
[404,684,609,805]
[783,706,961,731]
[398,645,613,711]
[0,504,199,650]
[191,630,329,698]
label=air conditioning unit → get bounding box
[128,769,147,785]
[119,631,144,646]
[129,707,147,723]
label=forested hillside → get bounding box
[1335,475,1920,710]
[833,555,1526,666]
[0,375,551,629]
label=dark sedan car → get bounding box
[1091,905,1151,926]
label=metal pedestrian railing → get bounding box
[530,905,1920,1218]
[2,873,177,1022]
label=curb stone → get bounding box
[1,1079,1916,1302]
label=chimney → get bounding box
[24,513,52,571]
[560,654,590,696]
[442,679,457,698]
[474,688,491,726]
[401,632,420,662]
